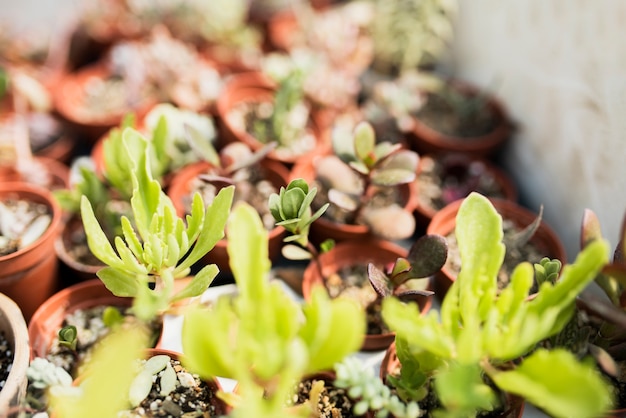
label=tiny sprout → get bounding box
[534,257,562,286]
[58,325,78,352]
[102,306,125,328]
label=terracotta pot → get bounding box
[167,159,289,274]
[302,239,433,351]
[290,154,419,244]
[54,214,104,283]
[0,182,62,322]
[0,293,30,414]
[28,279,163,363]
[216,71,329,165]
[380,342,525,418]
[0,156,70,190]
[414,153,518,229]
[426,197,567,299]
[52,63,156,143]
[407,79,512,158]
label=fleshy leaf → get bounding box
[408,234,448,278]
[171,265,218,302]
[490,349,613,418]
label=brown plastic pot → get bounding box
[52,63,156,143]
[0,156,70,190]
[28,279,163,362]
[302,239,433,352]
[216,71,330,165]
[0,182,63,322]
[414,153,518,229]
[380,342,525,417]
[0,293,30,414]
[290,154,419,244]
[407,79,512,158]
[426,197,567,299]
[167,159,289,274]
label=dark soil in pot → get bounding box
[119,352,226,418]
[289,372,369,418]
[413,91,498,138]
[416,154,517,224]
[0,331,13,392]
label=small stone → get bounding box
[177,371,196,388]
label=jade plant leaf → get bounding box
[370,167,416,187]
[409,234,448,279]
[490,349,613,418]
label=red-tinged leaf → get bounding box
[581,209,603,249]
[368,263,393,298]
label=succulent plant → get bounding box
[320,120,419,240]
[368,234,447,301]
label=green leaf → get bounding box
[227,201,271,300]
[299,286,365,374]
[490,349,613,418]
[121,217,144,261]
[282,187,307,219]
[435,362,497,416]
[96,267,140,297]
[175,186,234,273]
[114,236,148,275]
[182,301,237,379]
[371,167,416,186]
[171,265,218,302]
[455,193,505,325]
[353,121,376,163]
[80,196,124,270]
[102,306,125,328]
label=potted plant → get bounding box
[0,181,63,321]
[290,120,419,244]
[379,192,612,417]
[414,153,518,228]
[167,141,289,273]
[427,196,567,298]
[216,53,327,165]
[181,202,367,417]
[269,178,445,351]
[29,127,234,382]
[543,208,626,413]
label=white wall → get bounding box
[448,0,626,261]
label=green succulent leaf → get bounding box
[96,266,140,298]
[175,186,234,273]
[490,349,613,418]
[299,286,365,374]
[80,196,124,270]
[353,121,376,166]
[435,362,498,416]
[171,265,218,302]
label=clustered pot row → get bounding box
[0,1,624,417]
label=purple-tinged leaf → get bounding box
[368,263,394,298]
[408,234,448,278]
[581,209,603,250]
